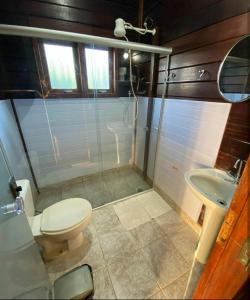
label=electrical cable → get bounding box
[124,35,139,121]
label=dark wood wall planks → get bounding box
[156,12,250,172]
[156,13,249,100]
[0,0,138,37]
[145,0,249,43]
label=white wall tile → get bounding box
[154,98,231,221]
[14,97,136,187]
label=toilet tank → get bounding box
[16,179,35,217]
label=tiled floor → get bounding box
[36,167,151,211]
[46,190,199,299]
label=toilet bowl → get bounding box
[16,179,92,261]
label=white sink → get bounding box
[185,168,237,263]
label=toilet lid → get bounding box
[41,198,92,233]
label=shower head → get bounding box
[114,18,156,38]
[114,18,127,38]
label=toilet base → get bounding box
[68,232,84,250]
[36,232,85,262]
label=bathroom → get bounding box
[0,0,249,299]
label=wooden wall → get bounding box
[0,0,138,38]
[155,12,250,171]
[145,0,249,44]
[0,0,140,98]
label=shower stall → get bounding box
[0,25,171,211]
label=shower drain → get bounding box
[217,198,226,206]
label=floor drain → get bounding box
[217,199,226,206]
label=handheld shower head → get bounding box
[114,18,126,37]
[114,18,156,38]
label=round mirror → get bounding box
[218,35,250,103]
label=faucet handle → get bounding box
[233,158,241,168]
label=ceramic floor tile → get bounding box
[154,210,185,236]
[170,224,199,263]
[162,271,190,299]
[147,290,166,299]
[77,239,106,271]
[129,220,164,248]
[46,231,105,274]
[98,224,139,263]
[114,197,151,230]
[108,250,160,299]
[93,267,117,299]
[142,237,189,289]
[139,191,172,218]
[93,206,121,233]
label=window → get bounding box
[44,43,77,90]
[35,39,115,97]
[85,48,110,90]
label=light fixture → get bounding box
[123,51,129,60]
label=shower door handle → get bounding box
[0,196,25,215]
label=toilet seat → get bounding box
[30,198,92,237]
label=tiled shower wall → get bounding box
[154,99,231,221]
[14,98,136,188]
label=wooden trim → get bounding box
[34,38,116,98]
[80,45,116,97]
[35,39,83,98]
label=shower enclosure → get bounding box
[0,26,171,211]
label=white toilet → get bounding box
[16,179,92,261]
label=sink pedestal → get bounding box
[195,205,226,264]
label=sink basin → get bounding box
[185,168,237,211]
[185,168,237,263]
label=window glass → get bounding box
[85,48,110,90]
[44,43,77,89]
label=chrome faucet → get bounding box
[234,159,244,184]
[227,158,245,184]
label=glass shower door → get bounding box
[0,142,50,299]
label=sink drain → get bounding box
[217,199,226,206]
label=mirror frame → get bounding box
[217,34,250,103]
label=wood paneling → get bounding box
[0,0,137,34]
[216,102,250,170]
[162,13,249,54]
[0,0,139,98]
[145,0,248,43]
[167,82,222,99]
[0,36,40,97]
[157,63,219,83]
[170,38,238,69]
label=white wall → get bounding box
[154,98,231,221]
[14,98,135,188]
[0,100,35,191]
